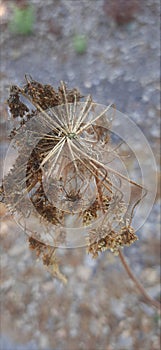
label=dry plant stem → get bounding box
[118,249,161,311]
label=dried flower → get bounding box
[1,75,146,280]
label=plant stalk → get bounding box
[118,249,161,311]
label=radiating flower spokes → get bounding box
[2,79,148,249]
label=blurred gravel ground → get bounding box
[0,1,160,349]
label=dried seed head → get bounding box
[2,76,146,255]
[87,225,138,258]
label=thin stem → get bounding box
[46,139,66,179]
[73,95,92,133]
[71,94,77,130]
[67,139,79,173]
[40,137,66,167]
[60,81,70,132]
[76,103,112,136]
[118,249,161,311]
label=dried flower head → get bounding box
[1,76,147,280]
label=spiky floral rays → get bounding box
[1,79,143,252]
